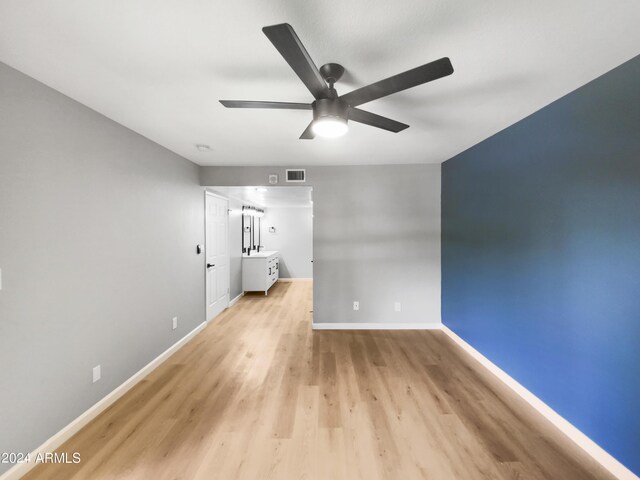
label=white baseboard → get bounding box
[0,321,207,480]
[441,326,638,480]
[277,278,312,282]
[312,322,442,330]
[229,292,244,307]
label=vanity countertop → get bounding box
[243,250,278,259]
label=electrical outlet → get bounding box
[394,302,402,312]
[92,365,101,383]
[172,317,178,330]
[353,301,359,311]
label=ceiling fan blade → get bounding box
[340,57,454,107]
[349,108,409,133]
[299,122,315,140]
[219,100,311,110]
[262,23,329,100]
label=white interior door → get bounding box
[206,192,229,322]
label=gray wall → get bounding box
[0,62,205,474]
[262,206,313,278]
[201,165,441,325]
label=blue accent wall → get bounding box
[442,55,640,474]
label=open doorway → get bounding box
[206,186,313,319]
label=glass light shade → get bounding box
[312,117,348,138]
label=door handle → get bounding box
[207,263,215,268]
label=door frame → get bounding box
[205,190,231,323]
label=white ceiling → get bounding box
[1,1,638,166]
[209,187,312,208]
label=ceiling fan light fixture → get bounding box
[311,98,349,138]
[312,117,348,138]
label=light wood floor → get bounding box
[24,280,614,480]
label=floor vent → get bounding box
[286,169,306,182]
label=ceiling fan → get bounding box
[220,23,454,139]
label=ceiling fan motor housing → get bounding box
[312,98,349,123]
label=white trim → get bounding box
[440,326,638,480]
[229,292,244,307]
[0,322,207,480]
[312,322,442,330]
[277,278,312,282]
[204,189,230,202]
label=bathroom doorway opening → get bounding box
[206,186,313,318]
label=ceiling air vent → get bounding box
[286,169,306,182]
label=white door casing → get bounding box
[206,192,229,322]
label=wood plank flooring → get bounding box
[24,280,615,479]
